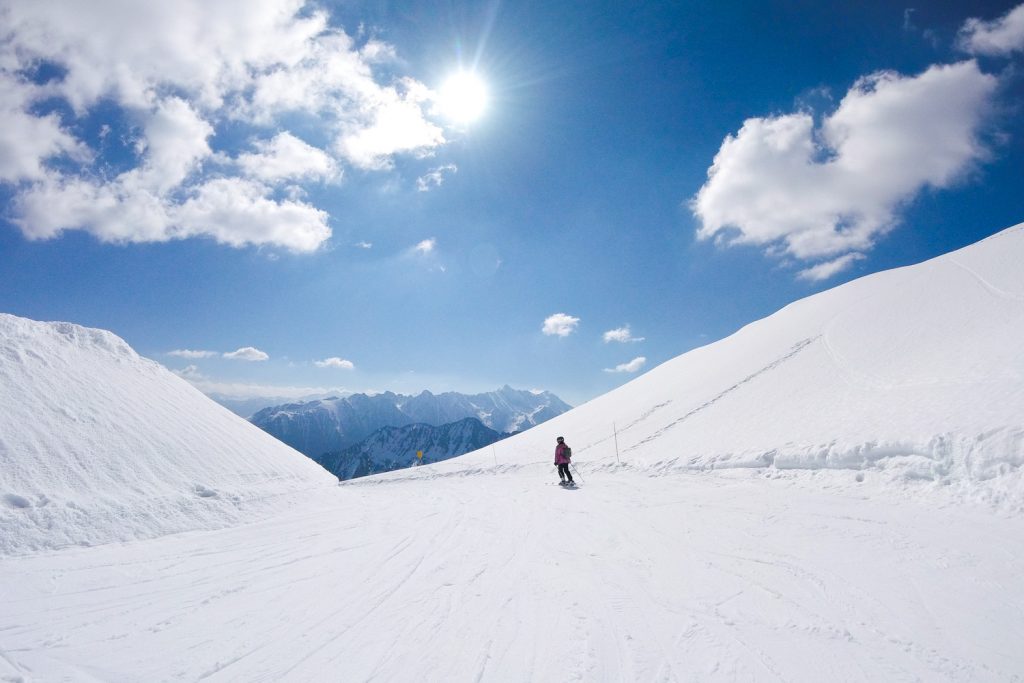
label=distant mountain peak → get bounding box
[251,386,571,458]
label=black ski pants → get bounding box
[557,463,573,482]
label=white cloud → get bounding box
[1,0,330,111]
[339,104,444,169]
[0,74,90,183]
[603,325,645,343]
[13,174,331,252]
[543,313,580,337]
[13,173,169,242]
[360,39,398,64]
[958,3,1024,56]
[133,96,213,194]
[903,8,916,32]
[901,8,940,47]
[0,0,454,251]
[414,237,437,255]
[168,349,218,359]
[183,377,347,400]
[337,85,446,170]
[238,132,339,183]
[174,364,203,378]
[355,241,373,249]
[8,95,224,244]
[692,61,997,275]
[417,164,457,192]
[797,253,866,282]
[315,357,355,370]
[174,177,331,252]
[223,346,269,361]
[604,357,647,374]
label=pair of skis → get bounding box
[555,462,583,488]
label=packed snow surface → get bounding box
[2,225,1023,680]
[3,469,1022,681]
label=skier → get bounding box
[554,436,574,486]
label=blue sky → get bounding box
[1,1,1022,406]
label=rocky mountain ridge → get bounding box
[250,385,570,457]
[315,417,507,480]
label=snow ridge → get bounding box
[0,314,337,556]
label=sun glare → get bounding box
[438,70,488,123]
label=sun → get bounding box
[437,70,489,124]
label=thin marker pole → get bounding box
[613,422,621,464]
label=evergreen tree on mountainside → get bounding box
[315,417,509,480]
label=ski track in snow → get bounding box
[622,337,820,453]
[2,468,1022,682]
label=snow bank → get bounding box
[0,315,337,556]
[444,225,1024,508]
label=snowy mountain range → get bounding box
[250,385,570,457]
[315,417,508,480]
[2,225,1023,680]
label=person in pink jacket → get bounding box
[554,436,574,485]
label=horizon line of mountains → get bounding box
[240,386,572,480]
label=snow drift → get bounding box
[0,314,337,555]
[423,225,1024,508]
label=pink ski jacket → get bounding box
[554,443,571,465]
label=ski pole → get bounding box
[570,462,584,484]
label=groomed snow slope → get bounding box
[0,314,337,555]
[427,224,1024,509]
[1,227,1023,681]
[2,470,1021,681]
